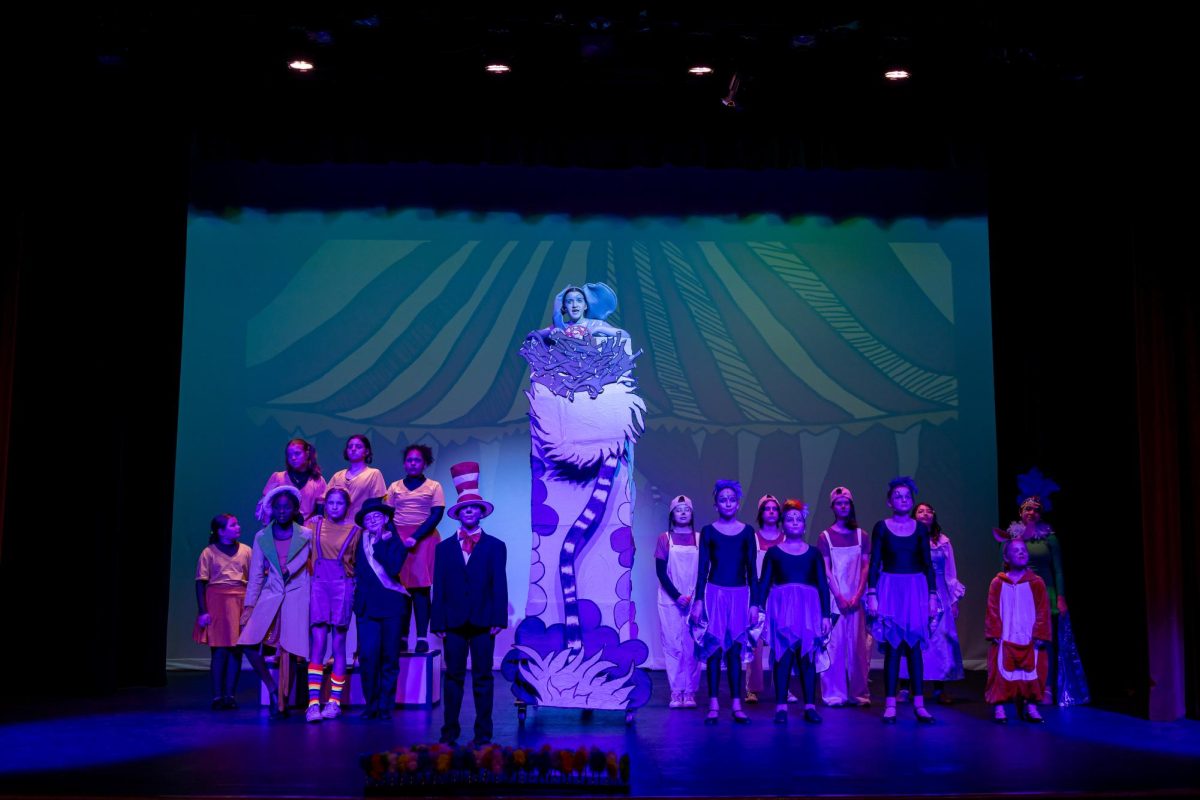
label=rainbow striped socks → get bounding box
[307,663,324,708]
[329,673,346,707]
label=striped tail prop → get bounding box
[558,451,622,661]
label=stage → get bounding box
[1,671,1196,799]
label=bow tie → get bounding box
[459,530,481,554]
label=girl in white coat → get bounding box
[238,485,313,718]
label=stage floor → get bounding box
[1,670,1197,799]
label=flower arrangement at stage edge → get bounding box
[361,743,631,793]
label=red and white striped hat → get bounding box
[447,461,495,520]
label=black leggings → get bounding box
[774,649,816,705]
[883,642,923,698]
[244,646,274,690]
[209,646,242,698]
[399,587,432,639]
[706,645,743,699]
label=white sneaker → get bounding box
[321,702,342,720]
[668,692,683,709]
[682,693,697,708]
[305,704,323,723]
[787,691,799,704]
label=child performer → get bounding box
[746,495,785,704]
[432,462,508,746]
[304,488,361,722]
[691,479,759,725]
[757,499,831,724]
[194,514,252,709]
[352,496,408,720]
[655,495,701,709]
[386,444,444,653]
[985,538,1052,723]
[255,438,327,525]
[238,486,313,718]
[817,486,872,707]
[914,502,966,703]
[864,477,938,724]
[325,434,387,522]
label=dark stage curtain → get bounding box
[1134,249,1199,721]
[1,53,188,692]
[0,220,17,561]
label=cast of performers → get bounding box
[913,502,966,703]
[237,486,313,718]
[432,462,508,747]
[865,477,938,724]
[817,486,872,707]
[745,495,787,704]
[304,488,361,722]
[193,514,252,710]
[985,539,1051,723]
[691,479,760,725]
[352,496,409,720]
[757,499,831,724]
[255,438,327,526]
[325,434,387,522]
[655,495,701,709]
[386,444,444,654]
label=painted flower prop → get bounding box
[502,599,652,709]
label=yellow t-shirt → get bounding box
[311,517,360,576]
[326,467,387,521]
[195,543,253,587]
[386,478,446,528]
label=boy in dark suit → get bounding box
[432,462,508,745]
[352,496,409,720]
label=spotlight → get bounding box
[884,69,910,81]
[288,59,315,72]
[688,65,713,75]
[485,63,511,74]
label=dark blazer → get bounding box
[431,531,508,632]
[353,532,409,618]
